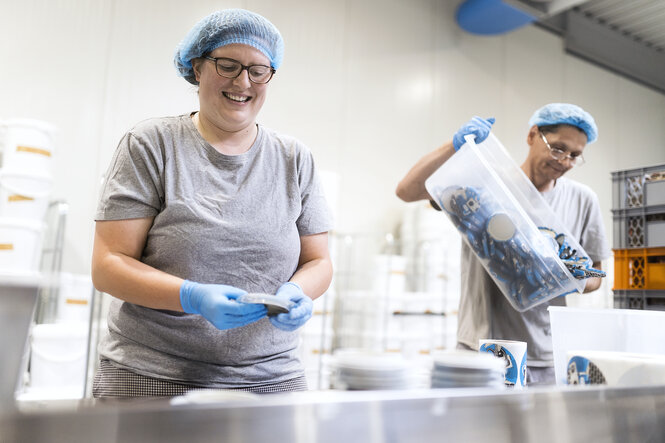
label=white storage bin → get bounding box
[0,119,56,176]
[566,350,665,387]
[56,273,93,324]
[29,322,88,393]
[549,306,665,385]
[0,170,52,220]
[0,218,43,273]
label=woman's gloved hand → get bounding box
[452,116,496,151]
[179,280,267,330]
[269,282,313,332]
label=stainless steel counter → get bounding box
[3,385,665,443]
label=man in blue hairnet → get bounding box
[396,103,610,385]
[92,9,333,397]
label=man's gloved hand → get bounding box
[180,280,267,330]
[452,116,496,151]
[269,282,313,332]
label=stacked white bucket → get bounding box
[0,119,55,276]
[399,201,462,350]
[25,271,92,400]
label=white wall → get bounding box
[1,0,664,274]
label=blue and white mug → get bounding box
[479,339,527,388]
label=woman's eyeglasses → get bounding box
[203,56,275,84]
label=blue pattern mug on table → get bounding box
[479,339,527,388]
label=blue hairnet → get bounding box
[528,103,598,144]
[174,9,284,85]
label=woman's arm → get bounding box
[91,218,184,311]
[395,140,456,202]
[289,232,333,300]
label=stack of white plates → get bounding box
[431,350,505,389]
[330,350,416,390]
[170,389,260,406]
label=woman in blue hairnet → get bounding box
[91,9,333,397]
[396,104,610,385]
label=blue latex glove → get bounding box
[180,280,267,330]
[269,282,313,332]
[452,116,496,151]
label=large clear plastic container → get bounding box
[425,133,586,312]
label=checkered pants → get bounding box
[93,359,308,398]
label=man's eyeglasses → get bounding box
[203,56,275,84]
[539,131,585,167]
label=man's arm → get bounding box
[395,141,456,202]
[583,261,603,293]
[396,117,495,202]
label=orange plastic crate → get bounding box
[613,247,665,290]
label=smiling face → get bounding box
[524,124,588,188]
[193,44,271,133]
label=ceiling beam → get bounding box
[503,0,590,18]
[564,9,665,94]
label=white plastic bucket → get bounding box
[0,119,56,176]
[0,217,44,273]
[29,322,88,392]
[0,170,52,220]
[56,273,93,324]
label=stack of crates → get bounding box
[611,164,665,310]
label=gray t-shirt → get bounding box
[456,176,611,366]
[95,114,333,388]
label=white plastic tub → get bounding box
[425,133,586,311]
[29,322,88,393]
[0,119,56,176]
[0,218,44,273]
[566,350,665,387]
[56,273,93,324]
[0,170,52,220]
[549,306,665,385]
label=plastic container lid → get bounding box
[0,118,57,134]
[0,216,45,231]
[238,293,293,316]
[0,169,53,197]
[0,270,43,286]
[31,322,88,340]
